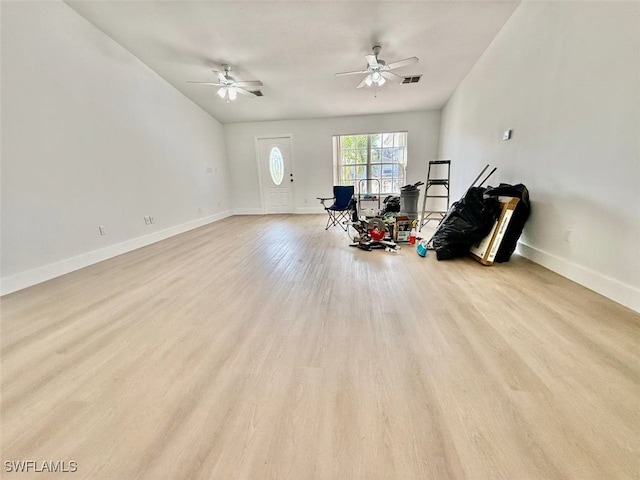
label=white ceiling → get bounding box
[65,1,520,124]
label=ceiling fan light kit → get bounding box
[335,45,419,90]
[217,86,237,102]
[366,71,385,87]
[187,64,263,103]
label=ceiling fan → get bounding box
[335,46,418,88]
[187,64,263,102]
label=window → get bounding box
[269,147,284,185]
[333,132,407,194]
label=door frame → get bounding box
[254,134,295,214]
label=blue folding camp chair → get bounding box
[317,186,356,231]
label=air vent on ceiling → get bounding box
[401,75,422,84]
[249,90,263,97]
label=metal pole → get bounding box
[478,167,497,187]
[467,164,489,190]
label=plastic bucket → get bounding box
[400,190,420,219]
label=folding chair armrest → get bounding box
[317,196,335,207]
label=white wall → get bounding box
[1,1,232,294]
[224,111,441,214]
[439,1,640,312]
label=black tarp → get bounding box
[431,187,501,260]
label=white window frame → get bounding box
[332,131,408,195]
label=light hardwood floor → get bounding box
[2,215,639,479]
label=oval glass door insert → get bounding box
[269,147,284,185]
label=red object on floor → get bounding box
[369,226,385,241]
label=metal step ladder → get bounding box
[419,160,451,232]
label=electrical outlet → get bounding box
[149,215,155,224]
[144,216,150,225]
[206,167,213,174]
[502,129,513,141]
[99,225,107,235]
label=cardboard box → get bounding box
[395,216,412,242]
[470,197,519,266]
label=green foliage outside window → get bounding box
[334,132,407,194]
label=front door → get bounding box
[257,136,294,214]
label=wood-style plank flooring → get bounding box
[2,214,639,479]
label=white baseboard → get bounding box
[517,242,640,314]
[233,208,324,215]
[0,211,233,296]
[295,207,325,214]
[232,207,263,215]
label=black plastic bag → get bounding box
[431,187,500,260]
[484,184,531,262]
[381,195,400,214]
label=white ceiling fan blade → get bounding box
[236,87,257,98]
[355,77,370,88]
[214,71,227,83]
[381,71,403,83]
[234,80,263,88]
[365,54,379,68]
[387,56,418,70]
[186,81,223,86]
[335,69,368,76]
